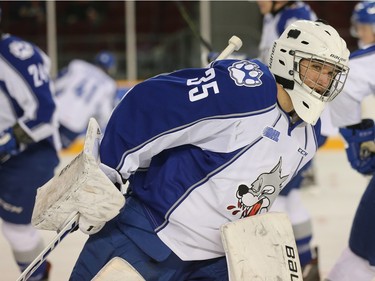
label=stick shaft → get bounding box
[215,36,243,60]
[216,44,237,60]
[16,213,79,281]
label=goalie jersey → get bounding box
[0,34,59,149]
[100,59,321,260]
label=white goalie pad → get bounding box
[92,257,145,281]
[32,118,125,232]
[221,212,303,281]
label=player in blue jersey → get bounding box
[257,1,317,63]
[326,2,375,281]
[55,51,117,149]
[0,8,60,281]
[68,20,349,280]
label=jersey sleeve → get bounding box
[100,59,278,179]
[0,35,57,142]
[330,49,375,127]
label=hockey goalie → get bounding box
[30,18,349,281]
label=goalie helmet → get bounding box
[268,20,350,125]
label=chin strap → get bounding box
[275,75,294,90]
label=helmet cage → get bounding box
[291,50,349,104]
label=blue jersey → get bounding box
[0,34,60,225]
[0,34,60,149]
[329,44,375,269]
[258,1,317,63]
[100,59,321,260]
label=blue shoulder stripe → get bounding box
[350,45,375,59]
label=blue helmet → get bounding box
[351,1,375,39]
[94,51,116,72]
[352,1,375,24]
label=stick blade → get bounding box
[221,212,303,281]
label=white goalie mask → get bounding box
[268,20,350,125]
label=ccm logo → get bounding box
[297,148,308,156]
[285,245,301,280]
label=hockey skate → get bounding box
[302,247,320,281]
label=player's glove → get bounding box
[0,127,19,163]
[339,119,375,175]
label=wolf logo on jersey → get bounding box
[227,157,288,218]
[228,60,263,87]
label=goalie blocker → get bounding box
[32,118,125,234]
[17,118,125,281]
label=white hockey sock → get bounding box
[326,247,375,281]
[1,221,44,262]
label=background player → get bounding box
[0,8,60,280]
[326,2,375,280]
[55,51,117,148]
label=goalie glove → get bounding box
[32,147,125,236]
[32,118,125,236]
[339,119,375,175]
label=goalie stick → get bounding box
[16,213,79,281]
[16,118,102,281]
[215,35,243,61]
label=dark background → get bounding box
[0,1,358,80]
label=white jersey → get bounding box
[101,59,321,260]
[55,59,117,133]
[330,44,375,127]
[258,2,317,63]
[0,33,60,149]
